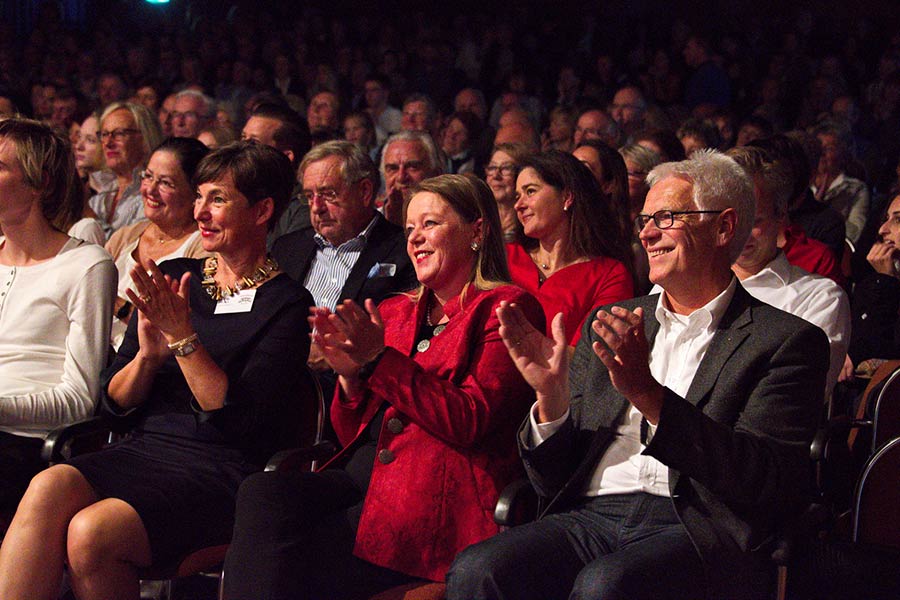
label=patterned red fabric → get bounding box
[327,285,544,581]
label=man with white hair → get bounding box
[169,90,214,138]
[448,150,828,600]
[379,130,445,226]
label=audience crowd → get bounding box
[0,1,898,599]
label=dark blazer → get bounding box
[520,284,829,594]
[271,212,417,306]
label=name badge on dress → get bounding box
[214,289,256,314]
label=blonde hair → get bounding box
[0,116,82,231]
[409,174,510,303]
[100,102,163,162]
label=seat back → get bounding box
[871,370,900,452]
[851,437,900,551]
[840,237,854,282]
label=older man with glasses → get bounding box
[169,90,215,139]
[272,140,416,383]
[448,150,829,600]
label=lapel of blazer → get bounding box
[544,295,662,513]
[683,283,754,407]
[339,213,394,302]
[278,230,317,282]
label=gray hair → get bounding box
[100,101,163,160]
[299,140,379,199]
[174,89,215,118]
[647,149,755,263]
[618,143,661,174]
[380,130,446,178]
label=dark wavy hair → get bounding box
[517,150,633,268]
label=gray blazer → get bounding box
[520,285,829,592]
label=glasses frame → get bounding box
[635,209,724,230]
[139,170,178,194]
[301,189,340,205]
[100,128,140,142]
[484,163,518,177]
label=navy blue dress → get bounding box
[69,258,313,567]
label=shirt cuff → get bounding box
[520,401,570,449]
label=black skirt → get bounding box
[69,429,257,567]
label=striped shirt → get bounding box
[304,216,379,310]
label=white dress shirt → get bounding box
[526,279,738,498]
[739,252,850,397]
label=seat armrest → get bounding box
[493,478,539,527]
[770,502,832,565]
[41,416,111,463]
[264,441,337,472]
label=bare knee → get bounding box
[67,509,108,575]
[17,465,95,522]
[67,501,151,576]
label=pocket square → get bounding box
[367,262,397,278]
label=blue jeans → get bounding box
[446,493,705,600]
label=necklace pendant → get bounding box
[416,339,431,353]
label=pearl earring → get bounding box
[471,241,480,251]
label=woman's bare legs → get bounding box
[0,465,97,599]
[66,498,152,600]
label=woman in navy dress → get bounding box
[0,141,313,600]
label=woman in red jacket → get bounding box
[223,174,545,599]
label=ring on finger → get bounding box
[140,294,151,303]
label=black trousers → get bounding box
[221,468,419,600]
[446,493,707,600]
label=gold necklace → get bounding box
[202,254,279,300]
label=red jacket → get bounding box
[327,285,544,581]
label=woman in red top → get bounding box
[508,150,634,346]
[223,174,544,599]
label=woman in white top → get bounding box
[0,117,116,513]
[106,138,211,348]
